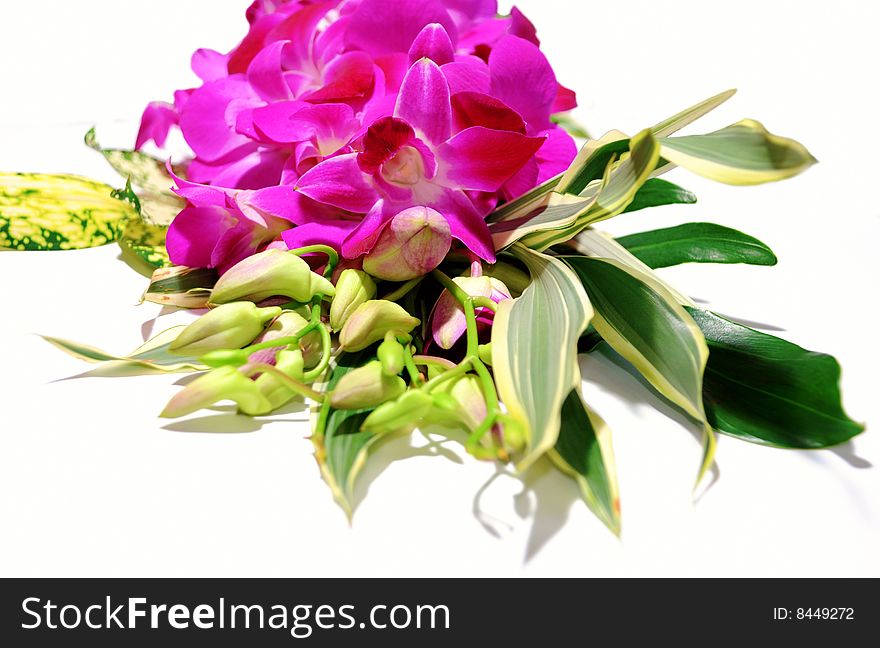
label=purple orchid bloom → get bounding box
[135,0,579,273]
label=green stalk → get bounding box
[382,277,424,302]
[288,245,340,278]
[242,363,324,402]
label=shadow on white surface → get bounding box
[161,402,309,434]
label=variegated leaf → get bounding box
[658,119,817,185]
[564,255,716,483]
[549,388,621,535]
[42,326,204,374]
[492,245,593,471]
[522,129,660,250]
[0,172,133,251]
[85,128,184,226]
[143,265,217,309]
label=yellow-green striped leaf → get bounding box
[564,256,716,482]
[658,119,817,186]
[549,389,621,535]
[522,129,660,250]
[490,191,599,251]
[555,129,630,196]
[42,326,204,374]
[0,172,133,251]
[492,245,593,471]
[651,89,737,138]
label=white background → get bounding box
[1,1,878,577]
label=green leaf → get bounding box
[622,178,697,214]
[491,245,593,471]
[689,309,865,448]
[551,112,590,139]
[41,326,204,374]
[659,119,817,185]
[0,172,133,251]
[143,265,217,309]
[567,229,696,307]
[565,255,716,481]
[85,128,184,227]
[549,390,621,535]
[312,350,387,519]
[617,222,777,268]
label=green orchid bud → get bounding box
[338,300,420,352]
[169,303,281,357]
[329,269,377,332]
[160,366,271,419]
[239,349,306,416]
[501,417,527,455]
[478,343,493,367]
[377,333,406,376]
[329,361,407,410]
[251,310,322,367]
[208,249,335,306]
[362,206,452,281]
[430,374,488,433]
[362,389,435,434]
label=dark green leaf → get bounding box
[622,178,697,214]
[618,222,778,268]
[550,390,620,535]
[689,309,864,448]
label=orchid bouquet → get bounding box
[2,0,864,533]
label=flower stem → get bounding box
[382,277,424,302]
[241,363,324,402]
[288,245,340,278]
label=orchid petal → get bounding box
[451,91,526,133]
[341,200,395,258]
[296,154,379,213]
[304,51,375,102]
[396,59,452,145]
[432,189,495,262]
[135,102,177,150]
[166,206,231,268]
[408,23,455,66]
[187,147,287,191]
[345,0,458,57]
[489,35,557,130]
[191,48,229,82]
[439,126,545,192]
[552,83,578,114]
[535,126,577,182]
[179,77,259,162]
[282,220,359,251]
[246,185,350,226]
[247,40,294,102]
[441,58,491,95]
